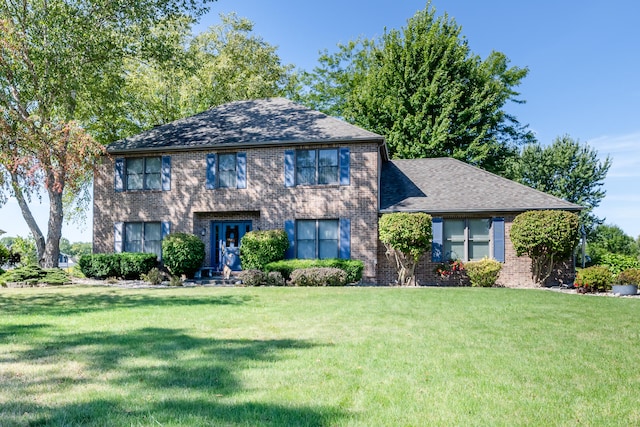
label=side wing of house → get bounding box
[378,158,582,287]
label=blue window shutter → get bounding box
[161,221,171,239]
[493,217,505,263]
[114,158,124,192]
[284,219,295,259]
[206,153,217,189]
[431,217,443,262]
[236,152,247,189]
[339,218,351,259]
[339,147,350,185]
[284,150,295,187]
[161,156,171,191]
[114,222,124,253]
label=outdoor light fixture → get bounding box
[201,228,206,237]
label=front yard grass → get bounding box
[1,286,638,426]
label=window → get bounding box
[443,218,491,261]
[115,156,170,192]
[296,219,339,259]
[124,222,162,258]
[295,148,339,185]
[126,157,161,191]
[206,152,247,189]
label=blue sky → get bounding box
[1,0,639,241]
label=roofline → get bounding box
[106,135,386,155]
[379,206,583,214]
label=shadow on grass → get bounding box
[0,288,251,316]
[2,327,343,426]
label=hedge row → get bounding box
[78,253,158,279]
[264,259,364,284]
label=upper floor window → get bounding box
[206,152,247,189]
[126,157,161,191]
[115,156,171,192]
[296,149,339,185]
[285,147,350,187]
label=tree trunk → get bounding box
[10,173,46,263]
[42,188,64,268]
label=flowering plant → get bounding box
[434,260,465,278]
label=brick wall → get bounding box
[93,142,381,280]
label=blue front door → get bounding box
[211,221,252,271]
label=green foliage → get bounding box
[237,270,287,287]
[0,265,69,286]
[162,233,205,278]
[297,4,532,174]
[464,258,502,287]
[616,268,640,285]
[574,265,613,293]
[587,224,639,264]
[121,13,296,135]
[11,236,38,266]
[78,253,157,279]
[238,269,267,286]
[78,254,119,279]
[289,267,348,287]
[508,136,611,233]
[0,244,9,265]
[239,229,289,270]
[510,210,580,285]
[379,212,432,286]
[60,238,92,258]
[598,253,640,276]
[119,253,159,279]
[264,259,364,283]
[141,268,164,286]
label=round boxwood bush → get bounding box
[464,258,502,287]
[162,233,205,278]
[239,229,289,270]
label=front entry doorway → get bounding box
[210,221,252,271]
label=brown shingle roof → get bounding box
[381,158,582,213]
[107,98,384,153]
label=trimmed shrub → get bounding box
[78,253,120,279]
[0,265,70,286]
[238,269,267,286]
[464,258,502,287]
[574,265,613,293]
[267,271,285,286]
[162,233,205,278]
[239,229,289,270]
[78,253,158,279]
[289,267,348,287]
[119,253,158,279]
[510,210,579,286]
[264,259,364,283]
[379,212,433,286]
[616,268,640,285]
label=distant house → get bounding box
[93,98,581,286]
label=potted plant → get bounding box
[613,268,640,296]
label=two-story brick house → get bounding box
[93,97,581,286]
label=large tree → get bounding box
[119,13,296,135]
[296,4,533,174]
[0,0,212,267]
[507,135,611,234]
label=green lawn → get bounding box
[1,286,638,426]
